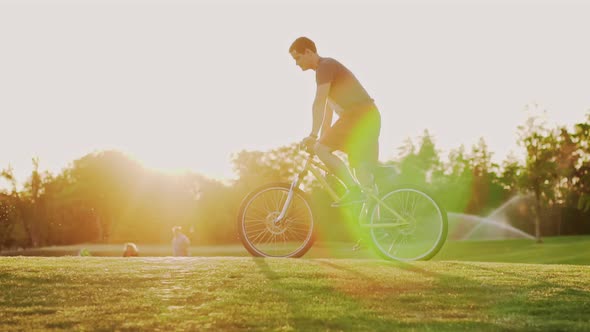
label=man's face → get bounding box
[290,49,312,71]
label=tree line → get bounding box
[2,113,590,249]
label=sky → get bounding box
[1,0,589,188]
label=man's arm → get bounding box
[321,100,334,138]
[310,83,331,137]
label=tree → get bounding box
[570,114,590,213]
[517,115,560,243]
[231,143,310,190]
[437,144,473,213]
[20,157,45,247]
[0,192,17,249]
[466,138,506,215]
[498,153,523,194]
[396,130,441,185]
[0,166,34,247]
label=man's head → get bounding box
[172,226,182,236]
[289,37,319,71]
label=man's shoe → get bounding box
[331,187,366,207]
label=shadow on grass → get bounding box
[0,271,66,308]
[450,262,590,326]
[314,259,563,331]
[0,271,75,329]
[255,258,516,331]
[253,257,406,331]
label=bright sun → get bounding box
[133,148,236,181]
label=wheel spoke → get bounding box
[245,225,267,237]
[239,186,314,257]
[250,228,269,244]
[370,188,446,261]
[387,233,401,254]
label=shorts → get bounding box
[319,106,381,169]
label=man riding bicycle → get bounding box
[289,37,381,206]
[237,41,446,258]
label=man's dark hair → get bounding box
[289,37,317,54]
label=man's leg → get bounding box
[354,163,375,190]
[350,108,381,191]
[314,143,358,189]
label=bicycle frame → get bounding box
[274,152,410,228]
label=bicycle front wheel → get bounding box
[369,186,447,261]
[237,183,315,258]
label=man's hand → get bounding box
[300,135,317,152]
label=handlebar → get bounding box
[298,141,316,156]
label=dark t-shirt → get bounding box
[316,57,374,113]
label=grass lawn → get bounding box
[2,236,590,331]
[4,235,590,265]
[1,257,589,331]
[434,235,590,265]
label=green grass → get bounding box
[0,257,589,331]
[4,235,590,265]
[2,236,589,330]
[434,235,590,265]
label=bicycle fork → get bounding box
[273,176,300,224]
[273,155,314,225]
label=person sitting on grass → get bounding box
[172,226,190,257]
[123,242,139,257]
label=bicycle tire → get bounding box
[237,182,315,258]
[368,185,448,261]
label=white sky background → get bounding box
[1,0,589,187]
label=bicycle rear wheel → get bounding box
[369,186,447,261]
[237,183,315,258]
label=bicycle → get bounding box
[236,149,448,261]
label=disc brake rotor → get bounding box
[265,212,288,235]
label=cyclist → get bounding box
[289,37,381,206]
